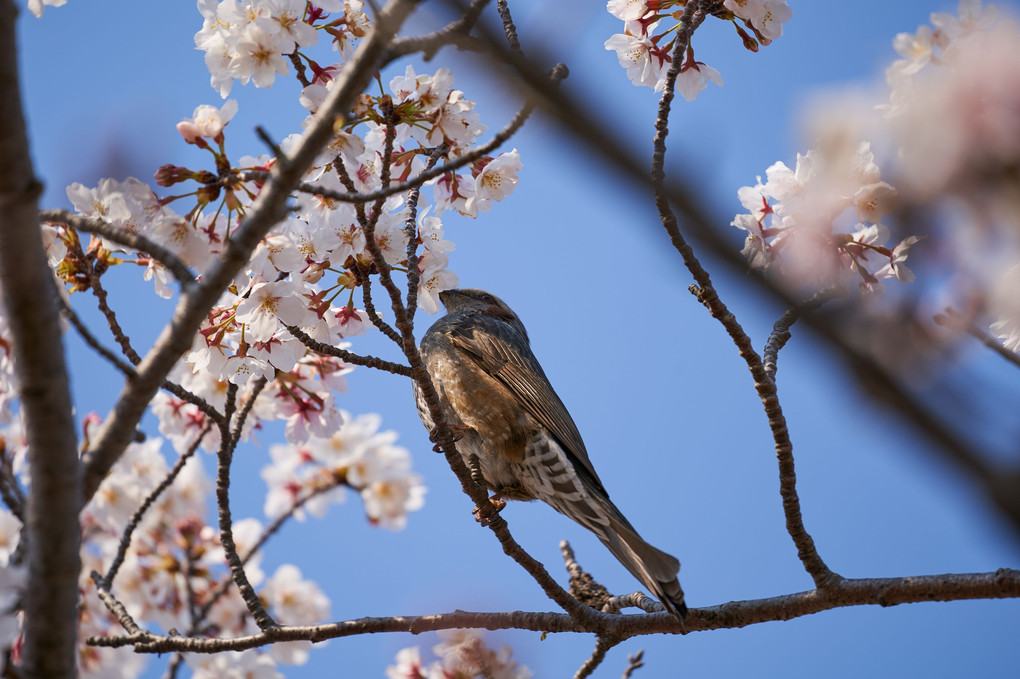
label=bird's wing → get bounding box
[447,314,608,494]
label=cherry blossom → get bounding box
[27,0,67,17]
[0,511,20,567]
[607,0,649,22]
[176,100,239,144]
[676,57,724,102]
[725,0,793,41]
[464,150,522,215]
[731,140,917,294]
[235,281,311,342]
[604,26,670,92]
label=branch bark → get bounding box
[89,568,1020,653]
[0,2,80,677]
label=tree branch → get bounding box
[41,209,195,288]
[650,0,835,587]
[284,324,412,376]
[88,568,1020,653]
[0,2,80,676]
[102,422,211,588]
[574,636,617,679]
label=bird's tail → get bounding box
[598,505,687,619]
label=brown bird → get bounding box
[415,288,687,618]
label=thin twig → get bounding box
[228,376,267,448]
[284,324,412,376]
[621,650,645,679]
[213,391,277,630]
[763,289,838,381]
[90,571,145,636]
[103,421,212,588]
[330,156,403,343]
[42,209,195,287]
[355,266,403,343]
[404,144,449,326]
[495,0,522,53]
[650,0,835,588]
[574,636,618,679]
[68,235,143,365]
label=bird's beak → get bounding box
[438,289,457,308]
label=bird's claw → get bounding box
[430,424,469,453]
[472,494,507,526]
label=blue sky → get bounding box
[16,0,1020,677]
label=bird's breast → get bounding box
[427,348,534,470]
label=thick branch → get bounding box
[88,568,1020,653]
[386,0,489,60]
[0,2,81,677]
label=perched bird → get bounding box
[415,288,687,618]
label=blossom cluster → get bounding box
[793,0,1020,352]
[882,0,1007,198]
[262,411,425,530]
[387,629,532,679]
[604,0,792,99]
[195,0,371,97]
[71,415,334,678]
[52,63,521,408]
[878,0,1020,351]
[731,140,916,295]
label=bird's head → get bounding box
[439,288,529,340]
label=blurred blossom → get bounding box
[388,630,532,679]
[260,564,330,664]
[0,510,20,567]
[891,20,1020,201]
[188,650,282,679]
[990,263,1020,353]
[730,140,913,295]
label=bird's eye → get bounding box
[479,294,496,304]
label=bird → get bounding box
[414,288,687,618]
